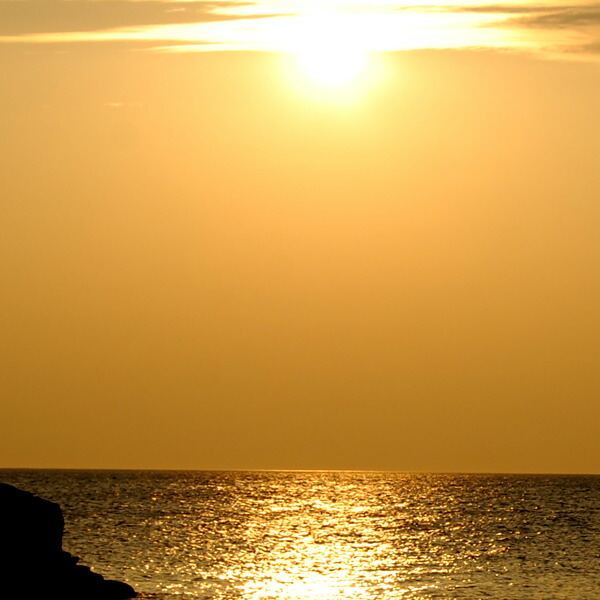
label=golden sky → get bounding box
[2,0,600,472]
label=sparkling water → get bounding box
[2,470,600,599]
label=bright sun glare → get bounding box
[285,9,372,93]
[294,44,368,87]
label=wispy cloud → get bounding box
[1,0,600,59]
[0,1,278,35]
[508,4,600,27]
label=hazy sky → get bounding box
[2,0,600,472]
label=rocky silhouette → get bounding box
[0,482,136,599]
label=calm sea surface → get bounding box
[1,470,600,599]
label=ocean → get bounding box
[1,470,600,599]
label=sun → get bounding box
[283,9,374,94]
[294,43,368,88]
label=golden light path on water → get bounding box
[210,475,461,600]
[237,497,405,599]
[5,471,600,599]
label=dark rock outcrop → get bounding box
[0,482,136,599]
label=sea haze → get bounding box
[2,470,600,599]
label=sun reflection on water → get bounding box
[219,475,415,599]
[244,572,363,600]
[4,471,600,599]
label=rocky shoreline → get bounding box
[0,482,136,599]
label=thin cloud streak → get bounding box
[1,0,600,59]
[0,1,261,35]
[510,5,600,27]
